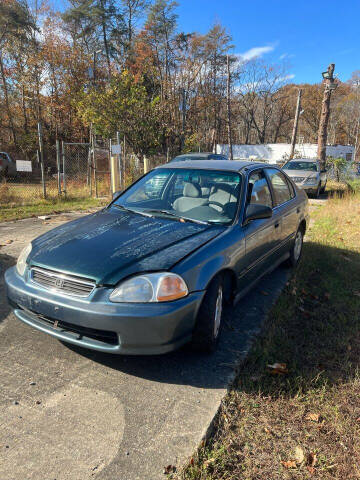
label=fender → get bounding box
[173,226,245,293]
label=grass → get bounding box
[176,189,360,480]
[0,179,109,222]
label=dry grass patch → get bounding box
[177,190,360,480]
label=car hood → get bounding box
[285,169,319,180]
[29,207,224,285]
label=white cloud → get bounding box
[237,45,275,62]
[279,53,295,60]
[278,74,295,82]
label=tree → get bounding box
[62,0,126,72]
[120,0,149,53]
[76,70,162,162]
[0,0,36,149]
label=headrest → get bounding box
[183,182,201,198]
[210,183,234,195]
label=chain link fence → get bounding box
[0,145,58,205]
[0,140,169,209]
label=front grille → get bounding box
[292,177,305,183]
[29,309,118,345]
[31,267,95,298]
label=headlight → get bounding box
[16,243,32,276]
[109,272,188,303]
[304,177,318,185]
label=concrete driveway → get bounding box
[0,212,288,480]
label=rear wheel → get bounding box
[0,166,8,181]
[191,274,224,353]
[285,227,304,267]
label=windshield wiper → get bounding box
[113,204,154,218]
[144,209,209,225]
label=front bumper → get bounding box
[294,183,319,194]
[5,267,205,355]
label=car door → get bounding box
[238,168,279,288]
[265,168,298,253]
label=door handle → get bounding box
[274,222,280,229]
[296,207,300,214]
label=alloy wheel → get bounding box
[294,230,303,261]
[213,286,223,338]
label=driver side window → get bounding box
[247,171,273,208]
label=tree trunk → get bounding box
[102,21,111,76]
[226,55,233,160]
[0,52,18,147]
[289,89,302,158]
[317,64,335,170]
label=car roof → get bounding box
[286,158,319,162]
[173,152,225,158]
[157,160,267,172]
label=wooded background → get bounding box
[1,0,359,168]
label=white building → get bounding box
[216,143,355,164]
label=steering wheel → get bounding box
[208,201,225,212]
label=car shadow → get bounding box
[64,266,290,389]
[0,253,15,325]
[231,241,360,398]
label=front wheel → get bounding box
[314,184,321,198]
[191,274,224,353]
[286,227,304,268]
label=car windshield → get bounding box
[112,168,241,225]
[283,161,318,171]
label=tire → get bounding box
[314,184,320,198]
[285,227,304,268]
[191,274,224,353]
[0,166,8,181]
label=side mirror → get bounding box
[244,204,272,224]
[321,169,327,173]
[112,190,122,200]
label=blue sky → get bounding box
[51,0,359,84]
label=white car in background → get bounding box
[282,158,327,198]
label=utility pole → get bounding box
[289,89,302,159]
[226,55,233,160]
[317,63,336,171]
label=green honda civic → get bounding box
[5,160,309,355]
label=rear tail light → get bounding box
[0,158,2,166]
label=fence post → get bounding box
[61,140,66,197]
[87,124,93,195]
[56,140,61,196]
[37,122,47,199]
[109,138,113,196]
[144,155,149,174]
[116,131,123,190]
[123,135,126,189]
[93,135,98,198]
[110,155,120,194]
